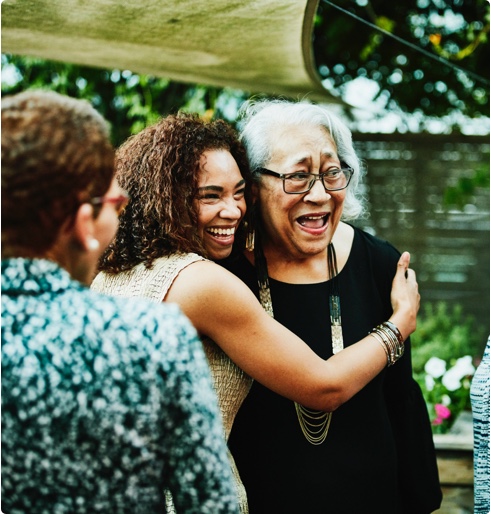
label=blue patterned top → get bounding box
[1,258,239,514]
[470,336,490,514]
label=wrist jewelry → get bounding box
[369,321,405,366]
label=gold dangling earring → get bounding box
[246,226,255,252]
[245,203,257,252]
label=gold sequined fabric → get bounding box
[92,253,252,513]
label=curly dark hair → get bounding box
[99,112,251,274]
[1,90,114,258]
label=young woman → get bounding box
[92,111,420,513]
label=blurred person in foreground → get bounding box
[224,99,442,514]
[1,90,239,514]
[92,112,421,513]
[471,336,490,514]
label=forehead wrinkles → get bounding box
[289,149,337,167]
[269,125,338,168]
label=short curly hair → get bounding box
[99,112,251,274]
[2,90,114,257]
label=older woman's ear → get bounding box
[72,203,100,253]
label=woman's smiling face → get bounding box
[256,123,347,260]
[195,149,247,261]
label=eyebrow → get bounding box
[197,179,246,192]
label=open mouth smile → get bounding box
[206,227,236,237]
[297,213,330,230]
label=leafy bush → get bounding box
[411,301,487,433]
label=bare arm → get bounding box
[166,252,419,412]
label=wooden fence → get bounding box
[351,133,490,338]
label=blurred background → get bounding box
[2,1,489,511]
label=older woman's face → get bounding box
[195,149,246,261]
[256,123,346,260]
[75,177,124,285]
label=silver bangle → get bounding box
[369,322,405,367]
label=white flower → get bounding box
[441,355,476,392]
[441,394,451,406]
[452,355,475,380]
[442,367,463,391]
[425,375,435,391]
[424,356,447,378]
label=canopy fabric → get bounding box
[2,0,339,103]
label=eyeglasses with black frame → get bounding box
[255,166,353,194]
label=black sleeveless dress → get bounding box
[223,226,442,514]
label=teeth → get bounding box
[207,227,235,236]
[298,214,328,228]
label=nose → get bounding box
[304,175,331,202]
[220,198,243,220]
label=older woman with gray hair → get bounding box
[225,99,442,514]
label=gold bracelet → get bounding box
[383,320,404,345]
[369,331,391,366]
[369,323,405,366]
[380,322,405,362]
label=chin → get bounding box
[299,240,330,256]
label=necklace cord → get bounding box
[254,239,343,445]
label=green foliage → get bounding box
[1,55,248,146]
[412,301,486,373]
[411,301,487,433]
[314,0,490,121]
[443,161,490,209]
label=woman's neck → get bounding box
[251,222,354,284]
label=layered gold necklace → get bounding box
[255,240,343,445]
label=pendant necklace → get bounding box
[255,239,344,445]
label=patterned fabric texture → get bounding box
[2,258,239,514]
[470,336,490,514]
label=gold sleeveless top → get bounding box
[91,253,252,513]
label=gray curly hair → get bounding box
[238,99,366,220]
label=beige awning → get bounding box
[1,0,340,103]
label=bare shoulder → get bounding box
[165,259,264,335]
[166,259,256,308]
[174,259,239,287]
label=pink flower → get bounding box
[432,404,452,426]
[435,404,451,419]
